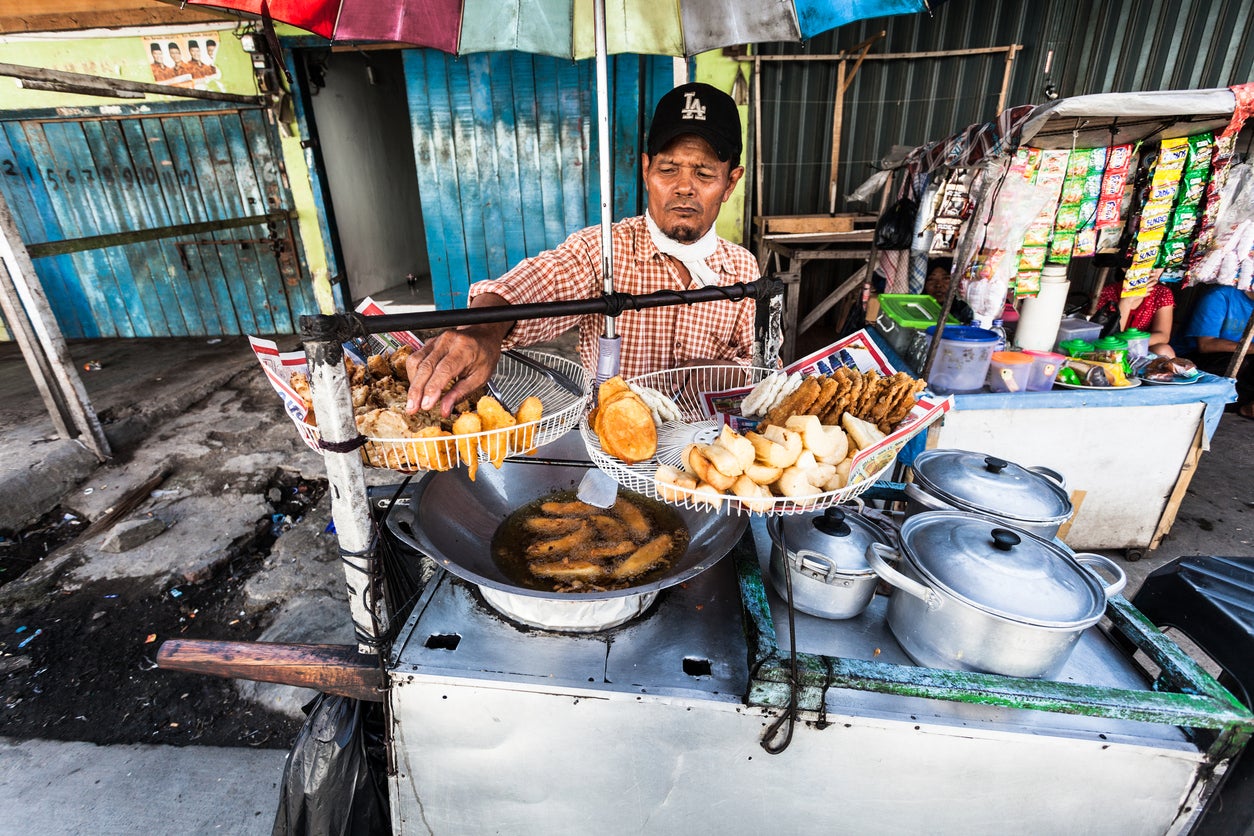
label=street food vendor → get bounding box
[1096,267,1176,357]
[1185,283,1254,419]
[405,82,758,417]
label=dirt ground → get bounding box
[0,471,325,749]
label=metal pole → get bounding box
[300,278,780,340]
[593,0,615,339]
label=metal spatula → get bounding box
[577,467,618,508]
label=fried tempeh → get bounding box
[612,497,651,541]
[611,534,673,580]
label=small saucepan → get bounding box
[766,506,890,620]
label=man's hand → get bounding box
[404,327,504,417]
[405,293,515,417]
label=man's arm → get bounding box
[405,293,514,416]
[1196,335,1242,353]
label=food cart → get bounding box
[179,291,1246,835]
[864,86,1254,557]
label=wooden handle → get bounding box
[157,639,385,702]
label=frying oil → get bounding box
[491,489,690,591]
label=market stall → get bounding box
[867,84,1254,555]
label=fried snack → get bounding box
[762,376,822,427]
[882,378,927,431]
[597,376,632,405]
[513,395,544,453]
[684,444,736,491]
[526,524,595,558]
[869,373,911,425]
[289,371,314,414]
[406,426,455,471]
[452,411,482,481]
[732,475,774,512]
[612,496,651,541]
[596,390,657,464]
[809,376,841,421]
[388,345,414,381]
[523,516,583,535]
[477,395,517,469]
[366,353,391,380]
[345,357,366,386]
[654,464,698,502]
[530,560,605,581]
[540,500,600,517]
[611,534,673,580]
[841,413,886,451]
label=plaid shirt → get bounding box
[471,215,759,379]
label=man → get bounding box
[1186,283,1254,418]
[406,82,756,417]
[185,40,215,79]
[149,43,174,82]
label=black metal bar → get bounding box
[27,210,293,258]
[299,278,781,341]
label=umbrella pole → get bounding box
[593,0,621,384]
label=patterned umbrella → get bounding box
[184,0,936,373]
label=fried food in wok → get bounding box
[492,490,689,593]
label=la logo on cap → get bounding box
[680,91,706,121]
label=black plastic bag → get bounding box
[874,197,918,250]
[272,694,390,836]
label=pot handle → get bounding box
[865,543,944,611]
[1073,553,1127,599]
[793,549,841,582]
[1027,465,1067,489]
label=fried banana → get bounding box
[530,560,608,581]
[612,497,651,541]
[540,500,600,517]
[611,534,673,580]
[525,525,595,558]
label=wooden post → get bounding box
[1224,307,1254,379]
[1150,422,1206,551]
[0,190,110,461]
[829,59,847,215]
[995,45,1021,115]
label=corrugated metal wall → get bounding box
[759,0,1254,216]
[403,50,674,310]
[0,104,315,338]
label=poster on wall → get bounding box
[143,34,222,89]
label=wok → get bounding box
[386,460,747,628]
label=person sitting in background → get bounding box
[1185,283,1254,419]
[1095,267,1176,357]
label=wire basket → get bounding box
[301,350,590,473]
[580,365,895,517]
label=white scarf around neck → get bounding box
[645,211,720,288]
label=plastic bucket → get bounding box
[1022,350,1065,392]
[925,326,999,395]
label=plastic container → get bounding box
[1086,335,1130,374]
[1059,339,1095,358]
[987,351,1035,393]
[925,325,999,395]
[1119,329,1151,360]
[874,294,960,356]
[1053,317,1103,351]
[1022,350,1065,392]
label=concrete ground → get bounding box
[0,334,1250,832]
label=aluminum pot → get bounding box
[864,511,1126,679]
[766,506,889,620]
[905,449,1073,539]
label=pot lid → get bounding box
[899,512,1104,626]
[911,449,1072,524]
[771,507,887,575]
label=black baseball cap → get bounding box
[646,82,742,164]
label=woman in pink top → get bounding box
[1096,268,1176,357]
